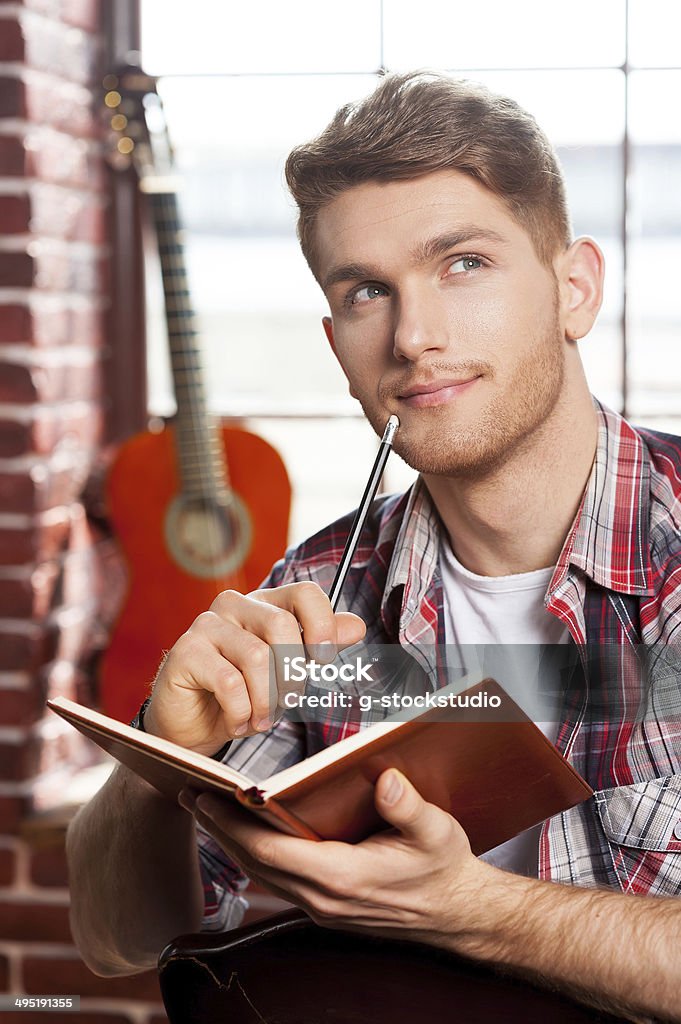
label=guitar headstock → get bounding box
[102,59,177,190]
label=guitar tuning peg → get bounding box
[104,90,122,109]
[111,113,127,131]
[117,137,134,156]
[102,73,118,90]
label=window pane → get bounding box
[141,0,382,75]
[251,418,400,547]
[143,75,376,418]
[629,0,681,68]
[473,70,625,410]
[383,0,625,70]
[627,71,681,418]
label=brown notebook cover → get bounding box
[47,678,592,855]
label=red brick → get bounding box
[0,627,54,672]
[0,405,103,457]
[0,686,45,726]
[0,19,23,61]
[23,953,163,1001]
[0,847,17,886]
[0,795,29,835]
[0,518,72,567]
[0,577,32,618]
[0,136,25,175]
[29,841,68,887]
[0,188,106,245]
[0,245,106,295]
[0,304,105,349]
[0,195,30,234]
[0,549,99,619]
[0,252,33,288]
[0,75,97,137]
[0,305,31,343]
[0,467,89,517]
[0,899,72,942]
[0,77,22,118]
[0,472,34,516]
[0,421,30,457]
[0,737,43,783]
[25,130,104,190]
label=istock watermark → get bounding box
[283,655,374,684]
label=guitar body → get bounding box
[101,423,291,723]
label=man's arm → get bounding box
[65,582,366,974]
[456,858,680,1023]
[186,770,681,1024]
[66,765,204,976]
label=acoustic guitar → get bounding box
[100,65,291,724]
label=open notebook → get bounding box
[47,676,591,855]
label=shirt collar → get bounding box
[382,398,655,619]
[381,476,441,631]
[552,398,654,596]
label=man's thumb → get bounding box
[374,769,426,835]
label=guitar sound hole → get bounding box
[164,494,253,579]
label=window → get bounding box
[139,0,681,544]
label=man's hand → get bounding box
[180,774,681,1023]
[142,582,366,757]
[180,768,489,946]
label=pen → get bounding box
[328,414,400,610]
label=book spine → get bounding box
[236,787,322,841]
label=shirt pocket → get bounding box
[593,774,681,895]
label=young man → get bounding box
[66,73,681,1020]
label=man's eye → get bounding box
[350,284,387,305]
[448,256,483,275]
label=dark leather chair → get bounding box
[158,909,629,1023]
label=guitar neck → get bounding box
[148,189,229,503]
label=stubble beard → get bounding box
[358,302,566,480]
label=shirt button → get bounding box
[673,820,681,841]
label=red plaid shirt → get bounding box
[198,400,681,928]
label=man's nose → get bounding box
[392,287,449,362]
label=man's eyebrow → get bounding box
[410,226,509,264]
[322,226,509,292]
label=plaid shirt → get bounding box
[199,400,681,929]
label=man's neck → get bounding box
[423,389,598,578]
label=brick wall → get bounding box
[0,3,293,1020]
[0,0,171,1019]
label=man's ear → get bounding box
[322,316,358,399]
[557,237,605,342]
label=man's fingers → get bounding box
[374,770,449,846]
[220,583,367,650]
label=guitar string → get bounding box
[154,190,244,590]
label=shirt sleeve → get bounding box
[197,550,308,932]
[198,716,308,931]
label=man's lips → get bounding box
[397,376,481,408]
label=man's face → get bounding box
[316,169,567,478]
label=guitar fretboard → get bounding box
[149,190,231,504]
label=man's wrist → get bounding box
[129,696,232,762]
[437,858,536,961]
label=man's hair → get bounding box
[285,72,572,282]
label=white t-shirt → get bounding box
[439,538,569,876]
